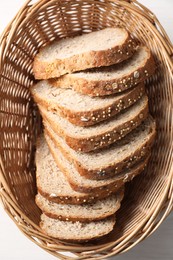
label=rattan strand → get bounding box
[0,0,173,259]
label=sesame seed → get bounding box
[139,113,144,119]
[134,71,140,78]
[81,116,89,122]
[50,193,57,198]
[83,199,86,203]
[66,218,69,221]
[112,83,118,89]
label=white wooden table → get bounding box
[0,1,172,259]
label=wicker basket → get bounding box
[0,0,173,259]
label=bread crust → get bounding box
[40,214,116,242]
[50,47,155,97]
[44,120,156,180]
[33,31,137,79]
[35,189,124,222]
[31,83,146,127]
[37,156,149,205]
[45,136,151,193]
[40,96,149,152]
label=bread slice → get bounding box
[33,28,137,79]
[39,95,148,152]
[45,117,156,180]
[36,136,148,203]
[40,213,116,241]
[30,81,145,126]
[50,46,155,97]
[36,136,108,205]
[45,133,150,193]
[36,189,124,222]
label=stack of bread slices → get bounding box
[31,28,156,242]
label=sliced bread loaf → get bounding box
[44,117,156,180]
[36,189,124,222]
[50,46,155,96]
[45,134,150,193]
[30,81,145,126]
[40,213,116,241]
[33,28,137,79]
[36,136,148,201]
[39,95,148,152]
[36,136,122,204]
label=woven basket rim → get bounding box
[0,0,173,259]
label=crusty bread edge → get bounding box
[33,31,137,79]
[40,96,149,152]
[35,189,124,222]
[45,135,150,193]
[30,83,145,127]
[44,119,156,180]
[40,214,116,242]
[50,47,155,97]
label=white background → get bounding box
[0,1,172,259]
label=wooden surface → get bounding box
[0,0,172,259]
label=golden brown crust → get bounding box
[45,135,151,193]
[37,186,118,205]
[31,83,146,127]
[43,211,117,222]
[37,156,148,206]
[40,98,149,152]
[35,190,124,222]
[50,47,155,97]
[44,122,156,180]
[33,34,137,80]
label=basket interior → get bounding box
[0,0,173,254]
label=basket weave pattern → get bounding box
[0,0,173,259]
